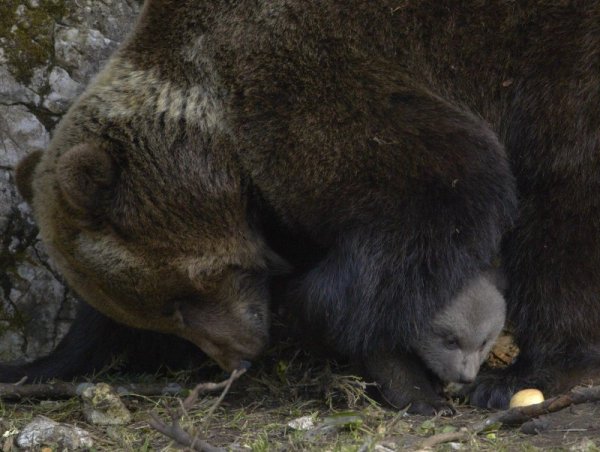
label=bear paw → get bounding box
[467,368,524,409]
[407,398,456,416]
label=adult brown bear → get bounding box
[6,1,600,414]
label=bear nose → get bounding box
[238,360,252,370]
[458,375,475,384]
[459,358,479,383]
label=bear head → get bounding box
[15,127,283,372]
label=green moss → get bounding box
[0,0,66,85]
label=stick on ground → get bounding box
[418,385,600,450]
[148,368,247,451]
[0,381,189,399]
[148,411,223,452]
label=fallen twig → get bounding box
[0,381,188,400]
[418,384,600,450]
[148,411,223,452]
[148,368,246,451]
[418,428,471,450]
[182,368,246,411]
[204,368,243,420]
[0,381,79,399]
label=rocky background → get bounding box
[0,0,141,361]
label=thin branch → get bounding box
[0,381,78,399]
[0,381,188,400]
[148,368,247,451]
[182,368,247,411]
[205,368,245,419]
[418,385,600,450]
[148,411,223,452]
[418,429,471,449]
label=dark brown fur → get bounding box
[8,1,600,413]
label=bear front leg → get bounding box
[470,184,600,409]
[467,355,539,409]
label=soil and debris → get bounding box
[1,334,599,451]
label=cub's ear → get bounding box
[56,143,116,213]
[15,150,44,204]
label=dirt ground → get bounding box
[1,337,599,451]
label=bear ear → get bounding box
[56,143,116,214]
[15,150,44,204]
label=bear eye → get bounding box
[445,337,459,349]
[479,339,489,351]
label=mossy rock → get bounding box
[0,0,66,85]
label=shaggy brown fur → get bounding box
[8,1,600,413]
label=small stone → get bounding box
[43,67,82,114]
[0,64,40,105]
[287,415,315,431]
[16,416,93,450]
[0,104,50,166]
[8,237,20,254]
[81,383,132,425]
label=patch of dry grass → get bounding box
[0,340,599,451]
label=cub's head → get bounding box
[15,138,283,372]
[413,273,506,384]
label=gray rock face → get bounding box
[0,0,141,361]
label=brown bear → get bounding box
[6,0,600,414]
